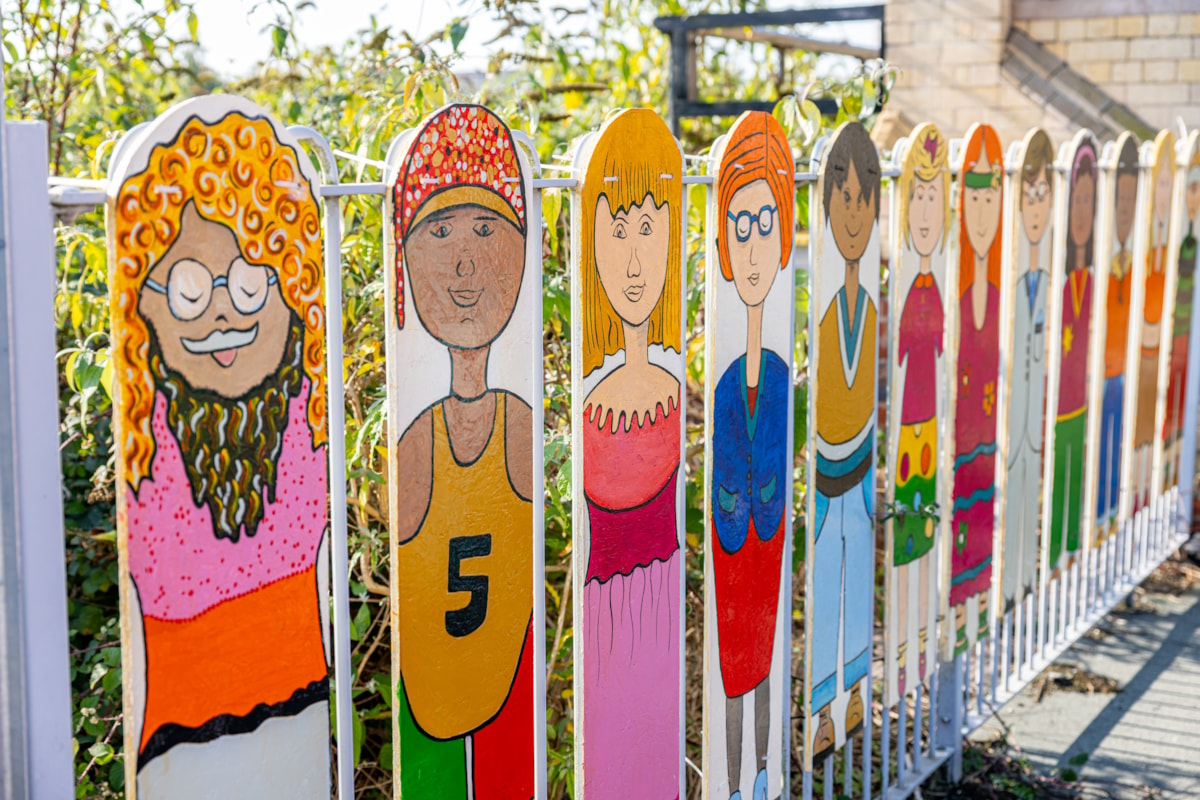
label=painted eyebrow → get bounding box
[473,214,500,221]
[638,213,653,223]
[424,210,454,223]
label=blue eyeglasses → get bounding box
[727,205,777,242]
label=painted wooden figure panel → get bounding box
[1095,135,1141,541]
[1161,135,1200,490]
[1128,131,1177,514]
[998,130,1055,612]
[885,123,950,704]
[806,121,880,765]
[386,103,539,800]
[572,108,685,799]
[1045,134,1099,577]
[704,111,794,800]
[949,124,1003,656]
[108,95,331,798]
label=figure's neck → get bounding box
[971,269,988,330]
[1028,242,1040,272]
[844,260,860,319]
[450,346,490,400]
[622,319,651,370]
[918,254,932,275]
[745,303,764,389]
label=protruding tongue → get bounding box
[212,348,238,367]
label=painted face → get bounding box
[405,204,526,351]
[725,179,782,307]
[1069,172,1096,253]
[1021,165,1051,246]
[594,192,670,327]
[964,154,1001,259]
[1187,174,1200,221]
[1155,161,1173,226]
[830,160,875,262]
[908,175,944,258]
[138,202,291,399]
[1115,173,1138,245]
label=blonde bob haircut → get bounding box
[110,108,327,491]
[898,122,951,253]
[578,109,683,377]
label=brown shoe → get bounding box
[845,682,864,737]
[812,708,835,764]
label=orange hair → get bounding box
[579,109,683,376]
[716,111,795,280]
[110,110,327,491]
[958,124,1004,298]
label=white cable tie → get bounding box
[603,176,618,183]
[660,173,674,179]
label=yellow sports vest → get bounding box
[396,393,533,739]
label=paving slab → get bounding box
[973,583,1200,799]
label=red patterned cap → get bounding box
[393,104,526,327]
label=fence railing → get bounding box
[4,94,1196,800]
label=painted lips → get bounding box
[449,288,483,308]
[181,324,258,368]
[623,284,644,303]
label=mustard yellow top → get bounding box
[816,289,878,446]
[396,393,532,739]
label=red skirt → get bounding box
[711,516,785,697]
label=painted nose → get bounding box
[456,256,476,277]
[627,249,642,278]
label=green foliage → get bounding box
[6,0,890,796]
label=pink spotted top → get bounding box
[125,378,328,622]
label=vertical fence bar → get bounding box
[288,127,354,800]
[3,122,73,800]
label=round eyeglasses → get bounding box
[727,205,777,242]
[144,257,279,322]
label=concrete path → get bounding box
[973,577,1200,799]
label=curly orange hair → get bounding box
[109,110,327,491]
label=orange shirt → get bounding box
[1105,251,1132,378]
[1142,246,1166,357]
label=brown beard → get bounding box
[151,317,305,542]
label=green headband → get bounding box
[965,170,999,189]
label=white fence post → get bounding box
[0,120,75,800]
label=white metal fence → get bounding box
[3,110,1194,799]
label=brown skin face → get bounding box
[1115,174,1138,246]
[404,206,526,351]
[1186,175,1200,221]
[830,160,875,262]
[1069,172,1096,252]
[138,202,291,399]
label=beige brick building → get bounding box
[883,0,1200,148]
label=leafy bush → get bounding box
[4,0,890,796]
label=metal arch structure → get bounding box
[654,5,886,137]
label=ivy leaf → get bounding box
[271,25,288,57]
[449,19,469,52]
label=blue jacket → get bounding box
[712,350,789,554]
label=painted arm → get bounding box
[393,409,434,544]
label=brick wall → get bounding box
[1013,13,1200,132]
[885,0,1200,146]
[886,0,1076,146]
